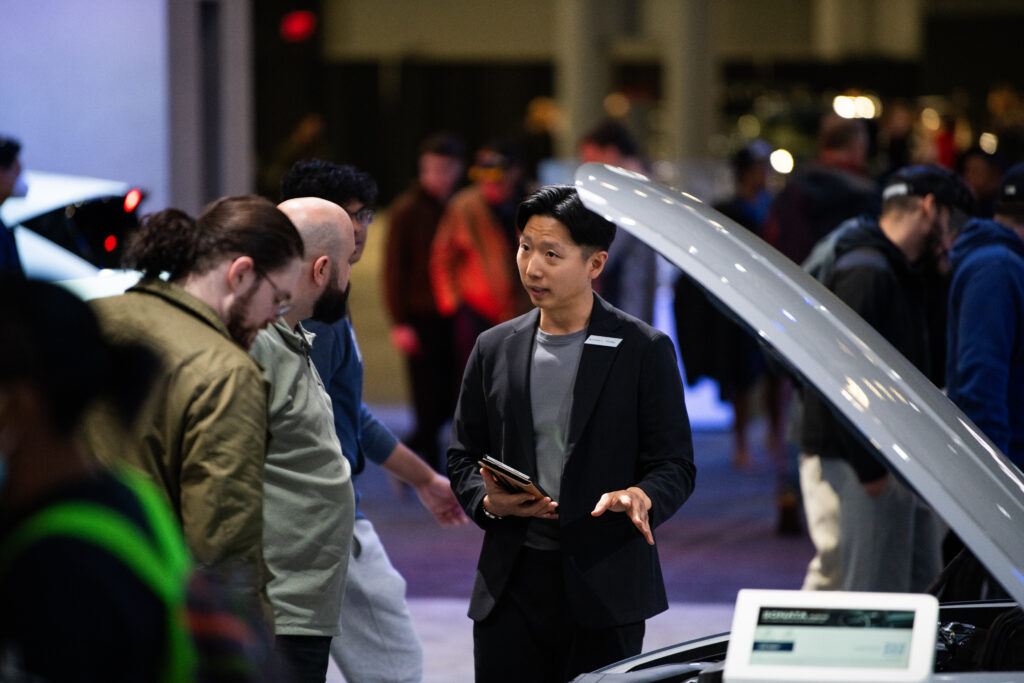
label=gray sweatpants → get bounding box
[331,518,423,682]
[799,453,943,592]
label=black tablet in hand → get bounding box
[478,455,548,499]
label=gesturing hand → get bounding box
[416,473,468,527]
[591,486,654,545]
[480,468,558,519]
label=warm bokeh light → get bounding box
[833,96,856,119]
[770,149,794,174]
[603,92,630,118]
[738,114,761,138]
[853,96,876,119]
[866,94,883,118]
[921,107,941,131]
[834,95,879,119]
[979,132,999,154]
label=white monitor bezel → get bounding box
[723,588,938,683]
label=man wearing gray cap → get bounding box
[946,162,1024,468]
[800,165,974,593]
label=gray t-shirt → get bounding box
[524,327,586,550]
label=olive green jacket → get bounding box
[81,278,271,612]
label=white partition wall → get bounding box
[0,0,254,215]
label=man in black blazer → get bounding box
[447,185,696,681]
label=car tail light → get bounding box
[280,10,316,42]
[104,234,117,252]
[124,188,142,213]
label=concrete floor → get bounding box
[327,599,736,682]
[326,408,812,682]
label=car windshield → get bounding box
[576,162,1024,609]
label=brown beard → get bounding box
[226,280,261,348]
[311,276,350,324]
[922,213,950,275]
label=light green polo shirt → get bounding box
[250,319,355,636]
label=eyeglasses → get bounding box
[346,207,376,226]
[255,268,294,317]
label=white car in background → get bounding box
[2,170,144,295]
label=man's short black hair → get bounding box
[0,136,21,169]
[881,165,975,216]
[280,159,378,208]
[515,185,616,253]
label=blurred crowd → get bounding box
[1,97,1023,680]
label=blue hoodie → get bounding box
[946,218,1024,466]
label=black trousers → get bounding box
[452,304,493,402]
[276,634,332,683]
[473,547,645,682]
[404,314,456,471]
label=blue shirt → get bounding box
[304,317,400,517]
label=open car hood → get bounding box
[576,163,1024,606]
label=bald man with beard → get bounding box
[249,197,359,682]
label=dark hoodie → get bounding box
[801,216,932,482]
[764,163,880,265]
[946,218,1024,466]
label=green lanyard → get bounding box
[0,467,197,683]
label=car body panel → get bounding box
[58,269,142,300]
[0,170,133,226]
[14,226,99,281]
[3,169,146,290]
[3,169,145,270]
[575,163,1024,609]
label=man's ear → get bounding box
[588,250,609,279]
[311,254,331,287]
[920,193,938,219]
[225,255,257,293]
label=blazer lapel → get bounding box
[566,295,624,454]
[506,309,539,474]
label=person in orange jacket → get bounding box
[430,142,531,385]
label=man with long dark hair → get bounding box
[80,196,304,615]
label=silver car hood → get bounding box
[576,163,1024,605]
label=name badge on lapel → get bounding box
[584,335,623,348]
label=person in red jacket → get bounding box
[384,133,466,470]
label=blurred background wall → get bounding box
[4,0,1024,409]
[0,0,253,215]
[0,1,172,210]
[5,0,1024,207]
[252,0,1024,201]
